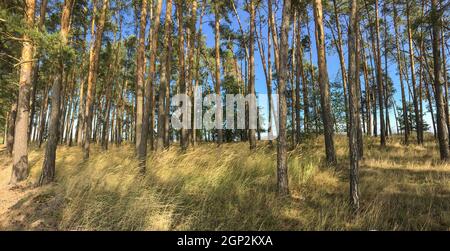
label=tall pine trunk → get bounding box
[214,3,223,146]
[248,0,256,149]
[157,0,173,150]
[406,2,423,144]
[313,0,337,165]
[348,0,360,211]
[392,0,409,144]
[277,0,291,196]
[431,0,449,160]
[83,0,109,159]
[11,0,35,184]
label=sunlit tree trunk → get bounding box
[144,0,162,154]
[406,2,423,144]
[363,0,383,144]
[11,0,36,184]
[77,4,94,146]
[392,0,409,144]
[295,14,302,143]
[255,8,273,146]
[268,0,280,74]
[157,0,173,150]
[374,0,385,146]
[186,0,198,146]
[348,0,360,211]
[331,0,349,134]
[277,0,291,196]
[431,0,449,160]
[165,28,173,148]
[176,0,188,150]
[290,15,297,146]
[360,33,372,136]
[28,0,48,143]
[135,0,148,166]
[39,0,74,185]
[83,0,109,159]
[248,0,256,149]
[214,3,223,145]
[313,0,337,165]
[441,30,450,146]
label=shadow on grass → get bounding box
[2,137,450,230]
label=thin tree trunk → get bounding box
[295,14,302,143]
[392,0,409,144]
[144,0,162,154]
[255,8,273,146]
[348,0,360,211]
[363,0,384,144]
[157,0,173,150]
[313,0,337,165]
[83,0,109,159]
[277,0,291,196]
[38,81,49,148]
[214,3,223,146]
[135,0,148,164]
[39,0,73,185]
[165,29,172,148]
[426,79,437,138]
[374,0,386,146]
[431,0,449,160]
[28,0,48,143]
[441,29,450,146]
[331,0,349,134]
[406,2,423,144]
[176,0,188,150]
[290,15,297,146]
[248,0,256,149]
[360,34,372,136]
[268,0,280,74]
[186,0,198,147]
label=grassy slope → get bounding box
[0,134,449,230]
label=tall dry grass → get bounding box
[0,134,449,230]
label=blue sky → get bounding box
[113,0,442,135]
[196,2,422,134]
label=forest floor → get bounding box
[0,134,449,230]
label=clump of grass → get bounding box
[0,134,449,230]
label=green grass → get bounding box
[0,134,449,230]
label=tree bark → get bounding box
[406,2,423,144]
[277,0,291,196]
[248,0,256,149]
[7,102,17,156]
[295,14,302,143]
[331,0,349,135]
[348,0,360,212]
[313,0,337,165]
[431,0,449,160]
[157,0,173,150]
[214,3,223,146]
[135,0,148,164]
[11,0,35,184]
[83,0,109,159]
[165,27,173,148]
[392,0,409,144]
[360,33,372,136]
[143,0,163,155]
[39,0,74,186]
[28,0,48,143]
[374,0,386,146]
